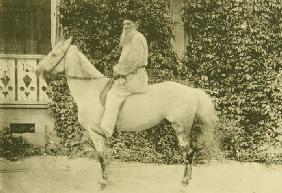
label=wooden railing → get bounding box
[0,54,49,108]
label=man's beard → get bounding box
[119,29,137,48]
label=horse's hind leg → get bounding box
[172,122,194,186]
[181,145,194,185]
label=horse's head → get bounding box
[36,37,105,82]
[35,38,72,81]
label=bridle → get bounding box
[47,43,108,80]
[48,43,72,74]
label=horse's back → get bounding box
[121,81,194,111]
[117,81,197,131]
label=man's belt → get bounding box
[114,66,146,80]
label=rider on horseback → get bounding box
[99,14,149,138]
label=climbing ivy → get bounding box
[182,0,282,163]
[47,0,192,163]
[60,0,179,81]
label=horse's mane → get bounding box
[65,45,106,79]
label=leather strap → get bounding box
[114,66,146,80]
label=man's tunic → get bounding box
[100,30,149,136]
[113,30,148,92]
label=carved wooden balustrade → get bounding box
[0,54,49,108]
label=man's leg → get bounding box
[100,86,130,137]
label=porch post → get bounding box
[51,0,60,48]
[169,0,185,58]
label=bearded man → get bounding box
[99,14,149,138]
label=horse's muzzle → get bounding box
[42,72,52,84]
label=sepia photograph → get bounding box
[0,0,282,193]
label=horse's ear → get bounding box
[64,37,72,45]
[60,37,72,52]
[55,40,63,47]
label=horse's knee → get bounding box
[88,129,108,152]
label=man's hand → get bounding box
[113,65,119,78]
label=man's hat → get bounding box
[123,12,138,22]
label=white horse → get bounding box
[36,38,217,190]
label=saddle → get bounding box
[100,66,146,106]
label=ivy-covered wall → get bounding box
[47,0,190,163]
[45,0,282,164]
[60,0,180,81]
[182,0,282,163]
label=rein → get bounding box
[66,75,109,80]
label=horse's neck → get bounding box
[66,77,109,108]
[65,47,105,79]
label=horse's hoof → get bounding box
[181,178,189,186]
[97,179,108,191]
[178,185,188,193]
[98,183,106,191]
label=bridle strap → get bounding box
[48,44,109,80]
[49,43,72,74]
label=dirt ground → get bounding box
[0,156,281,193]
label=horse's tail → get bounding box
[195,89,218,144]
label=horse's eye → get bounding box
[51,53,57,57]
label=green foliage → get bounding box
[111,121,182,164]
[47,76,89,155]
[47,0,216,163]
[0,127,41,160]
[111,119,218,164]
[182,0,282,163]
[60,0,179,81]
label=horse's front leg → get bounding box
[87,127,110,190]
[96,138,110,190]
